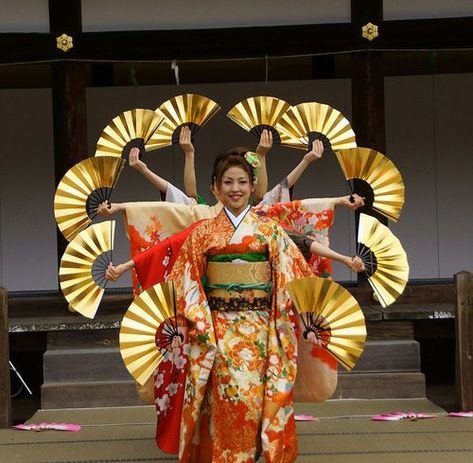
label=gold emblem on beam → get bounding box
[362,22,379,41]
[56,33,74,52]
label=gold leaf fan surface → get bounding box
[95,108,165,157]
[286,276,366,370]
[357,213,409,308]
[59,220,115,319]
[54,156,125,241]
[119,282,180,385]
[226,96,291,142]
[276,102,357,151]
[148,94,221,149]
[336,147,405,222]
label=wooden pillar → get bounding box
[49,0,88,262]
[351,0,386,286]
[454,270,473,411]
[351,0,385,153]
[0,287,11,428]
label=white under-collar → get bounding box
[224,205,251,228]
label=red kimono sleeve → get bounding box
[133,220,204,291]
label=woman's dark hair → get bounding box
[211,147,254,186]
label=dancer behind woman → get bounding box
[105,142,365,287]
[99,129,364,286]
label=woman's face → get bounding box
[215,166,254,215]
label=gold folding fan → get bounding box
[95,108,165,158]
[286,276,366,370]
[147,94,221,149]
[119,281,182,385]
[59,220,115,319]
[357,213,409,308]
[226,96,291,143]
[54,156,125,241]
[335,147,405,222]
[275,102,357,152]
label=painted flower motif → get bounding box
[235,319,257,338]
[156,393,170,412]
[162,255,170,267]
[145,215,164,243]
[173,352,187,370]
[224,384,239,400]
[166,382,179,396]
[154,372,164,389]
[228,340,261,370]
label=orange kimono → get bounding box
[169,208,313,463]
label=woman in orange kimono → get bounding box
[166,151,327,462]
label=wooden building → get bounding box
[1,0,472,421]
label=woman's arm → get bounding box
[129,147,168,193]
[179,126,198,199]
[335,193,365,210]
[309,240,365,272]
[286,139,324,188]
[253,129,272,203]
[105,259,135,281]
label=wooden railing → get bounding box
[0,287,11,428]
[455,271,473,411]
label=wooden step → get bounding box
[43,347,129,382]
[353,339,420,372]
[335,371,426,399]
[41,380,144,409]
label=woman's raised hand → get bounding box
[129,147,147,173]
[256,129,273,154]
[179,126,195,156]
[303,139,324,163]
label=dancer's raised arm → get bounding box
[308,241,365,272]
[253,129,272,203]
[335,194,364,210]
[286,139,324,189]
[179,126,198,200]
[129,147,168,193]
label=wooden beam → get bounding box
[351,0,385,152]
[1,17,473,64]
[454,270,473,411]
[0,287,11,428]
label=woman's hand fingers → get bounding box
[105,262,122,281]
[348,256,366,273]
[97,201,112,216]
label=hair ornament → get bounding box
[244,151,260,183]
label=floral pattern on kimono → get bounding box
[169,209,313,463]
[254,198,336,278]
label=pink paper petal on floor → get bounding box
[13,423,81,432]
[372,411,435,421]
[448,411,473,418]
[295,414,319,422]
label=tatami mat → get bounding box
[1,399,472,463]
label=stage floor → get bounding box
[1,399,472,462]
